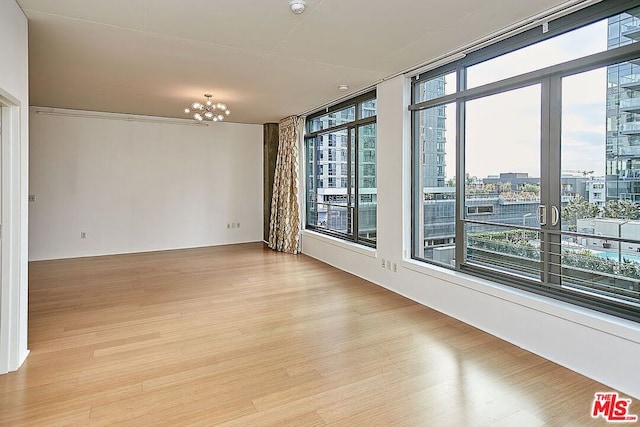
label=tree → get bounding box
[601,199,640,220]
[483,183,496,192]
[465,173,477,186]
[562,195,600,231]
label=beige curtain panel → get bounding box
[268,115,301,254]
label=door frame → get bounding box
[0,87,24,374]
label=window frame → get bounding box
[410,1,640,322]
[305,91,377,248]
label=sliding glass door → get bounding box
[464,84,543,280]
[559,65,640,305]
[460,66,640,312]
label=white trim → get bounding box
[0,103,8,374]
[400,258,640,344]
[31,106,206,127]
[0,88,24,374]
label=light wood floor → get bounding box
[1,242,636,426]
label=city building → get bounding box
[588,175,607,206]
[417,78,448,187]
[578,217,640,252]
[420,172,598,258]
[606,6,640,201]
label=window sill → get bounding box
[401,258,640,344]
[301,230,377,258]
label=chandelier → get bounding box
[184,94,231,122]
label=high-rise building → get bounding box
[417,78,447,187]
[605,6,640,201]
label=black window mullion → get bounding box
[346,127,353,240]
[546,76,563,286]
[455,66,466,269]
[306,91,376,123]
[352,126,359,242]
[306,115,376,139]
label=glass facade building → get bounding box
[606,6,640,201]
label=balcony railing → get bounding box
[464,224,640,306]
[618,170,640,180]
[620,74,640,91]
[620,97,640,113]
[616,145,640,157]
[307,202,353,235]
[498,193,540,204]
[619,193,640,202]
[622,22,640,41]
[620,122,640,135]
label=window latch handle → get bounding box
[551,205,559,227]
[538,205,547,226]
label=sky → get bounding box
[443,19,609,180]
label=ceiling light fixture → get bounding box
[289,0,306,14]
[183,94,231,122]
[338,84,349,91]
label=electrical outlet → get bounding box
[232,223,237,228]
[392,262,397,273]
[386,260,391,270]
[80,232,87,239]
[381,258,386,268]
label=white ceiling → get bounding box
[18,0,583,124]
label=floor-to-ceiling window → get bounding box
[412,1,640,321]
[306,92,377,247]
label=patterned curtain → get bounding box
[268,116,301,254]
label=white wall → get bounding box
[0,0,29,373]
[302,75,640,399]
[29,108,263,261]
